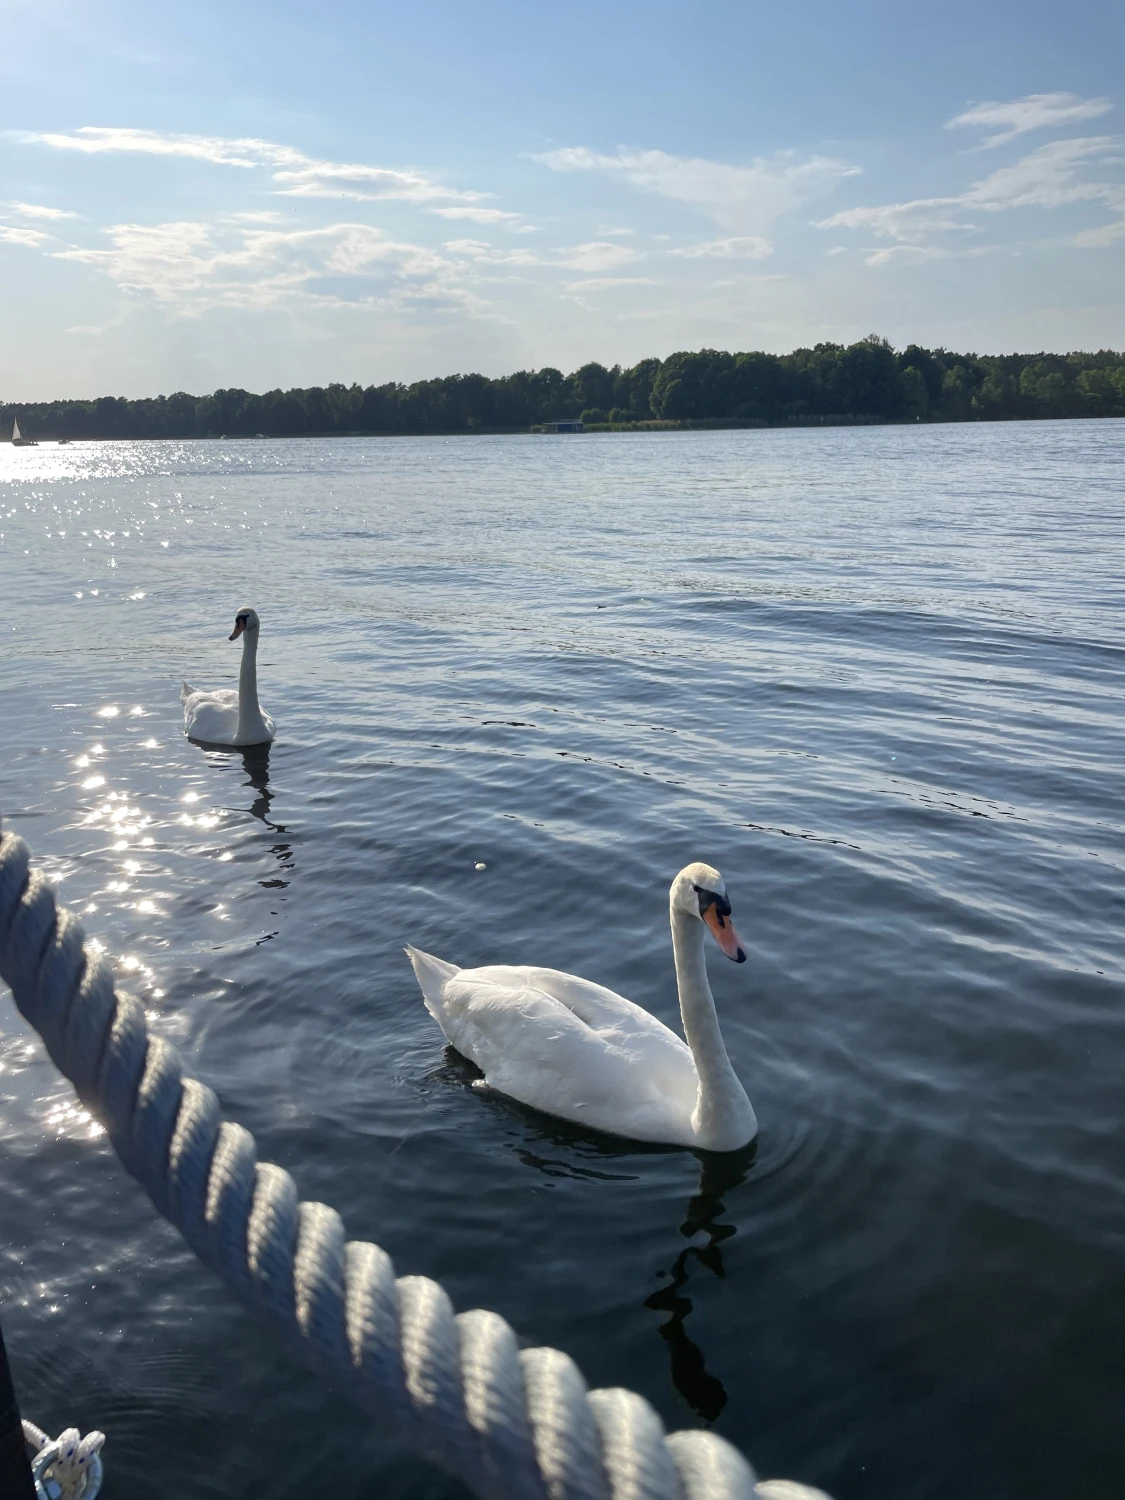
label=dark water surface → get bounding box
[1,424,1123,1500]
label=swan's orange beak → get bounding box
[229,618,246,641]
[703,904,747,963]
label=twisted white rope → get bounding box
[0,831,832,1500]
[22,1420,104,1500]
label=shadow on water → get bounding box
[236,744,286,836]
[643,1146,756,1423]
[235,746,297,888]
[432,1046,754,1422]
[196,742,295,885]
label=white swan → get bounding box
[408,862,758,1151]
[181,607,276,746]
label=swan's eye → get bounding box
[693,884,731,925]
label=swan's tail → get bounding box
[405,945,460,1025]
[180,680,197,703]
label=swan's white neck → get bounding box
[236,631,268,744]
[670,907,757,1151]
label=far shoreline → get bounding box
[4,411,1122,445]
[6,339,1124,442]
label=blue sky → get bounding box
[2,0,1124,398]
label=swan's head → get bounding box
[229,607,261,642]
[670,862,747,963]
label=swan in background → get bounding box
[408,862,758,1151]
[181,607,276,746]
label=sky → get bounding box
[2,0,1124,399]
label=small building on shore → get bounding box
[534,419,584,433]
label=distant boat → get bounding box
[11,418,38,448]
[58,437,70,445]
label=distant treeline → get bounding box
[5,338,1125,439]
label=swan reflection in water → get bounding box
[239,746,294,893]
[642,1146,755,1421]
[435,1048,754,1422]
[231,744,280,830]
[208,744,294,891]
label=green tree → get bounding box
[939,367,972,420]
[971,366,1018,420]
[569,363,616,415]
[899,367,930,419]
[613,358,660,418]
[1076,367,1125,416]
[898,345,945,407]
[5,344,1124,439]
[1019,360,1082,418]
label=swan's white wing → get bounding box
[433,963,700,1144]
[508,964,683,1039]
[183,688,239,743]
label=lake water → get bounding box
[1,422,1123,1500]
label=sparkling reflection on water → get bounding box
[1,424,1124,1500]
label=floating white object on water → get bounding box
[475,862,486,870]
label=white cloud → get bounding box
[946,92,1113,149]
[247,224,451,278]
[820,199,977,243]
[534,144,860,249]
[274,161,482,204]
[560,276,656,292]
[56,221,214,300]
[22,125,487,205]
[55,221,232,302]
[7,201,77,220]
[444,238,541,265]
[431,206,523,224]
[557,240,638,271]
[51,219,479,314]
[863,244,951,268]
[963,136,1124,211]
[819,136,1125,256]
[863,244,999,268]
[0,225,50,247]
[671,236,771,260]
[27,126,271,166]
[1075,214,1125,248]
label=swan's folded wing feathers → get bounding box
[183,688,240,742]
[516,964,685,1043]
[183,687,238,712]
[438,967,698,1132]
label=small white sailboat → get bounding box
[11,418,37,448]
